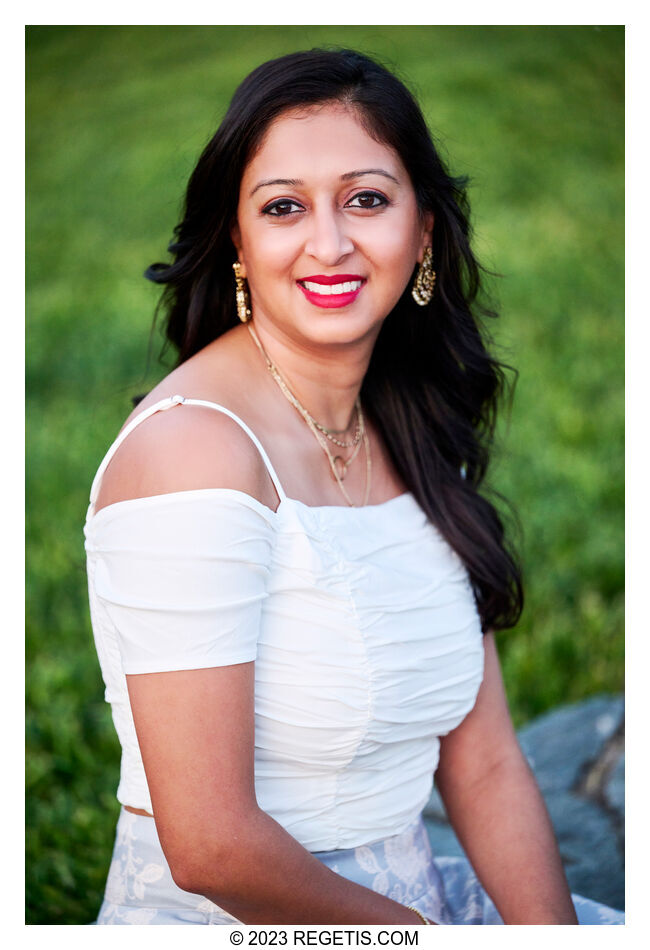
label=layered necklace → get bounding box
[247,324,372,507]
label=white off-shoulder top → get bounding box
[84,395,484,851]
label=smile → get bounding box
[296,275,366,309]
[300,279,363,295]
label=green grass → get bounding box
[26,25,624,924]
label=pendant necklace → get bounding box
[247,324,371,507]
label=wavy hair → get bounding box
[146,48,523,632]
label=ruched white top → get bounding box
[84,396,485,851]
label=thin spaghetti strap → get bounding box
[179,397,286,501]
[88,394,287,509]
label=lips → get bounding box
[297,274,366,309]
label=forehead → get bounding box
[241,103,405,185]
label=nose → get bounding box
[303,205,354,265]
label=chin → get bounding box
[297,306,383,342]
[303,320,380,347]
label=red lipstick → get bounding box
[300,274,365,284]
[297,274,366,309]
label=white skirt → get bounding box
[96,807,624,925]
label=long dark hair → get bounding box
[146,48,523,632]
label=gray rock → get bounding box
[605,755,625,817]
[422,784,447,822]
[516,695,624,793]
[543,789,624,910]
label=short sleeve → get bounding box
[86,492,276,674]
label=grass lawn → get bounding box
[26,25,624,924]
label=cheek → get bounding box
[370,222,420,277]
[244,227,298,278]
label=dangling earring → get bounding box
[411,247,436,306]
[233,261,252,323]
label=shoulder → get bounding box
[94,397,279,515]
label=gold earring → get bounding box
[233,261,252,323]
[411,247,436,306]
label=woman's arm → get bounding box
[127,663,429,924]
[435,632,578,924]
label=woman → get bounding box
[84,49,623,925]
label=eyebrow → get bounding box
[341,168,400,184]
[249,168,400,197]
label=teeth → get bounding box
[302,280,362,295]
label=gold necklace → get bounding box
[250,327,362,449]
[247,324,371,507]
[315,416,362,449]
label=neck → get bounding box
[246,319,376,432]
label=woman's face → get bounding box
[232,102,433,349]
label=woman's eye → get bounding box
[346,192,388,209]
[262,199,303,216]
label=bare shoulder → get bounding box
[94,400,279,514]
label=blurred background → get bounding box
[26,25,624,924]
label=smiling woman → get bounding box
[84,48,623,925]
[231,104,431,351]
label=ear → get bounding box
[230,221,247,277]
[418,211,434,261]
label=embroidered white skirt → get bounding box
[96,807,624,925]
